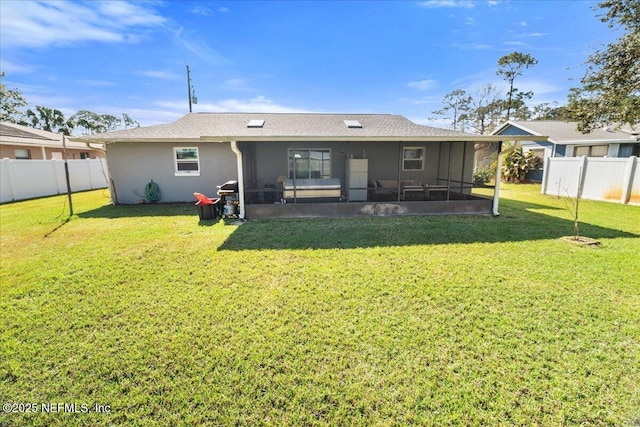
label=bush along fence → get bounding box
[0,158,109,203]
[542,156,639,205]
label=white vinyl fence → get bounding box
[0,158,109,203]
[542,156,639,205]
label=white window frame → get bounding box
[174,147,200,176]
[288,148,332,179]
[402,147,425,171]
[574,145,608,157]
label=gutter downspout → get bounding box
[230,141,245,219]
[492,141,503,217]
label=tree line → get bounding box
[431,0,639,135]
[0,72,139,136]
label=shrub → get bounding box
[501,146,542,183]
[473,168,494,186]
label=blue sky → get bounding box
[0,0,619,129]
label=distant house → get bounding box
[493,120,639,159]
[73,112,532,218]
[0,122,105,160]
[492,121,640,182]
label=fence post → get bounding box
[541,156,550,195]
[621,156,637,204]
[1,158,16,202]
[86,159,93,189]
[51,159,62,194]
[578,156,588,198]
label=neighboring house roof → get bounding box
[72,112,532,144]
[492,120,639,144]
[0,123,58,141]
[0,121,105,151]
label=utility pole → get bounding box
[186,64,197,113]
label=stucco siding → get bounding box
[106,141,237,204]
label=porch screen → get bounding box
[288,149,331,179]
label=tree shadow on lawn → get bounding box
[217,198,638,251]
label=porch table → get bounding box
[402,185,427,201]
[426,185,448,200]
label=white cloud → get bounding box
[451,43,495,50]
[0,58,35,74]
[170,27,227,65]
[95,1,165,26]
[119,108,184,127]
[156,96,311,114]
[189,5,228,16]
[419,0,475,8]
[0,1,165,49]
[76,79,120,87]
[517,79,563,96]
[406,94,442,105]
[221,78,257,92]
[190,5,216,16]
[407,79,439,91]
[138,70,180,80]
[225,78,246,87]
[206,96,312,113]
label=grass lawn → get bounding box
[1,184,639,426]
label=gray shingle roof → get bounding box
[1,122,59,141]
[496,120,638,143]
[0,121,105,151]
[72,112,474,142]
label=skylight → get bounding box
[344,120,362,128]
[247,119,265,128]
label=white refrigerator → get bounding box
[347,159,368,202]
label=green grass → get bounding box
[1,185,639,426]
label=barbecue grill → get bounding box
[217,180,239,217]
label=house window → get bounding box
[574,145,608,157]
[14,149,30,159]
[80,152,90,159]
[590,145,608,157]
[403,147,424,170]
[288,149,331,179]
[174,147,200,176]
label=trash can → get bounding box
[196,201,214,220]
[194,192,220,220]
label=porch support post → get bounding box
[397,142,402,202]
[492,141,503,217]
[230,140,246,219]
[460,141,467,193]
[446,142,452,201]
